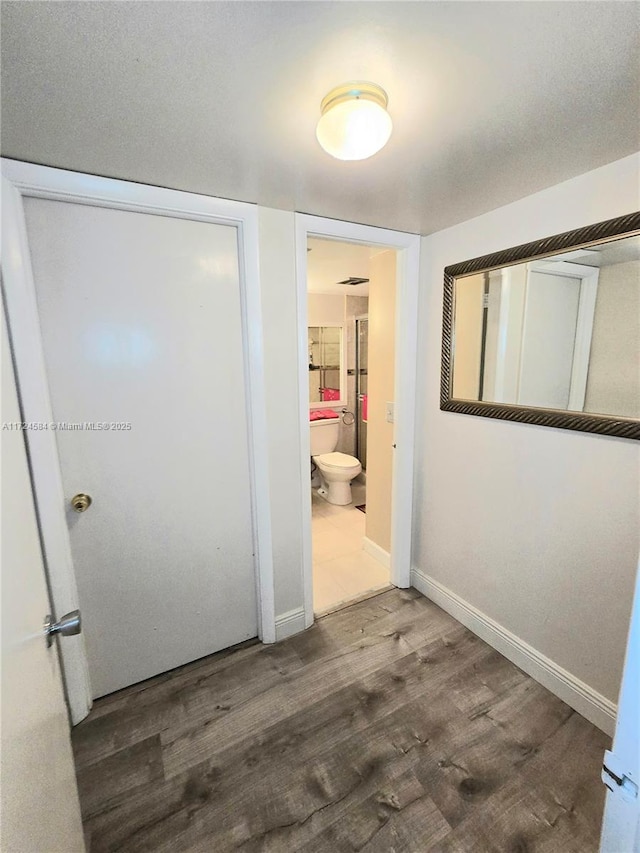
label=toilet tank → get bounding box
[310,417,340,455]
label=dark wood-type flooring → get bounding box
[72,588,609,852]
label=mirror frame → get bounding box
[440,211,640,440]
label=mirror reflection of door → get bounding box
[483,261,598,410]
[517,267,588,409]
[452,261,600,412]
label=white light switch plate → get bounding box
[386,401,395,423]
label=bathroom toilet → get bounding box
[310,414,362,505]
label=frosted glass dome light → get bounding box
[316,82,393,161]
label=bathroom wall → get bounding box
[366,250,397,555]
[584,259,640,418]
[414,153,640,711]
[307,293,344,327]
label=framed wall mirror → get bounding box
[308,325,346,408]
[441,212,640,439]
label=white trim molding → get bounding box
[295,213,421,630]
[411,567,616,735]
[362,537,391,570]
[275,607,307,642]
[1,159,277,720]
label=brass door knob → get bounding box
[71,493,92,513]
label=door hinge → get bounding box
[482,292,490,309]
[602,749,639,803]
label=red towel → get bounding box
[321,388,340,402]
[310,409,339,421]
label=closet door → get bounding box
[24,197,258,698]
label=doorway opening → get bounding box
[296,214,421,627]
[307,237,395,613]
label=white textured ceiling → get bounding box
[2,2,639,235]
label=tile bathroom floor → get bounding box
[311,480,392,613]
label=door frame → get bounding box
[295,214,421,628]
[1,158,276,723]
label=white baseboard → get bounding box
[363,537,391,570]
[411,567,616,736]
[275,607,306,642]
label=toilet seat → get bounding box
[314,452,360,470]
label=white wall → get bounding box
[414,153,640,716]
[258,208,305,619]
[307,293,345,327]
[585,259,640,418]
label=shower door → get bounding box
[356,317,369,470]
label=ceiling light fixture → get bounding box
[316,82,392,161]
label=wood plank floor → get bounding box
[72,588,609,852]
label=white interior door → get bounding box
[1,302,85,852]
[600,560,640,852]
[22,197,259,698]
[518,269,581,408]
